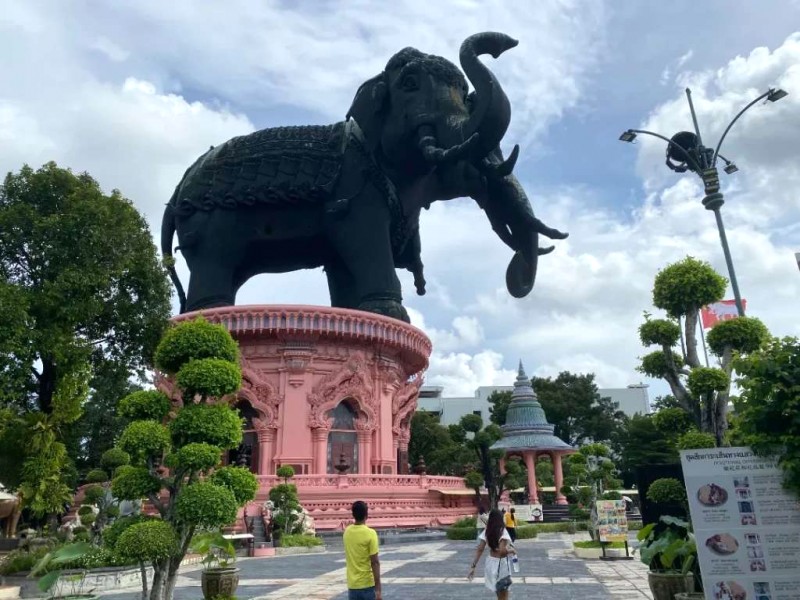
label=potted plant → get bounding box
[189,531,239,600]
[636,516,696,600]
[28,541,98,600]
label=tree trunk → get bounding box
[139,562,148,600]
[148,562,167,600]
[684,311,701,369]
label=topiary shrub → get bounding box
[103,514,156,551]
[515,525,538,539]
[83,484,105,505]
[446,526,478,540]
[647,478,688,510]
[85,469,109,484]
[78,505,94,516]
[101,448,131,471]
[119,390,172,422]
[452,516,477,528]
[677,431,716,450]
[276,465,295,483]
[107,318,256,600]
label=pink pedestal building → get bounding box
[161,305,473,530]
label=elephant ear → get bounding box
[346,73,388,154]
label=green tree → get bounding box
[488,390,513,426]
[408,412,473,475]
[458,414,525,508]
[531,372,624,444]
[0,163,171,516]
[108,317,257,600]
[613,414,678,486]
[734,337,800,497]
[637,256,769,445]
[651,395,682,411]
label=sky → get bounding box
[2,1,799,399]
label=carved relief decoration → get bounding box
[392,375,423,437]
[238,360,283,431]
[307,355,376,431]
[377,356,404,393]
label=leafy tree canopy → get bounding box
[408,412,473,476]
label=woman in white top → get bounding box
[477,506,489,537]
[467,508,516,599]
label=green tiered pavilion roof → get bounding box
[491,361,574,452]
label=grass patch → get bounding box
[279,534,323,548]
[573,540,626,549]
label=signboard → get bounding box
[681,447,800,600]
[512,503,543,523]
[595,499,628,543]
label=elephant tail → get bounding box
[161,203,187,313]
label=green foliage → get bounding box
[276,465,295,482]
[612,414,678,484]
[706,316,769,356]
[80,512,96,525]
[515,525,538,539]
[154,317,239,375]
[105,505,120,518]
[487,390,513,426]
[118,420,171,464]
[189,531,236,569]
[279,534,323,548]
[446,526,478,540]
[574,540,625,549]
[602,490,622,500]
[100,447,131,471]
[30,541,95,594]
[82,484,105,504]
[639,351,684,378]
[168,443,222,473]
[676,431,716,450]
[453,516,477,528]
[85,468,108,484]
[78,505,94,516]
[0,545,52,576]
[269,483,303,534]
[735,336,800,497]
[175,482,238,528]
[111,465,162,500]
[210,466,258,505]
[460,413,483,433]
[118,390,172,422]
[116,520,179,563]
[687,368,728,396]
[639,318,681,347]
[17,418,74,518]
[636,516,697,578]
[102,514,156,550]
[176,358,242,400]
[533,372,625,445]
[652,408,695,439]
[464,470,484,490]
[652,256,726,318]
[647,478,687,507]
[408,412,473,476]
[169,403,243,450]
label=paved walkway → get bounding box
[99,534,652,599]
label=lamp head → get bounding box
[767,88,788,102]
[724,162,739,175]
[619,130,637,143]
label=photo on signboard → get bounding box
[698,483,729,506]
[741,513,757,525]
[705,533,739,556]
[738,501,754,513]
[746,533,760,545]
[753,582,770,595]
[749,559,767,572]
[736,489,752,500]
[712,580,747,600]
[733,476,750,490]
[746,546,763,558]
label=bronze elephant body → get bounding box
[162,32,567,323]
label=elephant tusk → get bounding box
[477,144,519,178]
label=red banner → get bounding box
[700,299,746,329]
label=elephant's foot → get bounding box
[357,296,410,323]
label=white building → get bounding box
[417,383,650,427]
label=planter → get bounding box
[200,568,240,600]
[675,594,704,600]
[647,572,693,600]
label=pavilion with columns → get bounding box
[492,362,576,505]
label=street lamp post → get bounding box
[620,87,787,317]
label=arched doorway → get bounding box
[229,400,260,473]
[327,400,358,474]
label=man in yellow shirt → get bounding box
[343,500,382,600]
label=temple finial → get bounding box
[518,359,525,378]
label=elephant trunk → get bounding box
[459,32,518,158]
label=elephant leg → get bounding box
[324,261,359,309]
[184,256,237,312]
[326,187,409,323]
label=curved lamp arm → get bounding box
[712,89,774,166]
[627,128,704,174]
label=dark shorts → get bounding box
[507,527,517,541]
[348,587,376,600]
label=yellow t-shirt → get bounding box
[343,523,379,590]
[504,512,516,528]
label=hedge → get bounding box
[446,526,478,540]
[279,534,323,548]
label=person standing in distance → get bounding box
[343,500,382,600]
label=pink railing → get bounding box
[175,305,432,371]
[256,474,465,489]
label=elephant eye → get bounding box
[400,74,419,91]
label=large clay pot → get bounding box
[201,567,240,600]
[647,572,693,600]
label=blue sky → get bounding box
[2,1,799,398]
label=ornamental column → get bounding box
[256,428,275,476]
[523,451,538,503]
[553,452,568,505]
[312,428,328,474]
[499,457,506,474]
[357,429,372,475]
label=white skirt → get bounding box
[483,555,512,592]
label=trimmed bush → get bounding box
[80,512,97,525]
[446,526,478,540]
[83,484,105,504]
[105,505,120,518]
[276,465,295,481]
[119,390,172,422]
[112,466,163,500]
[169,403,243,450]
[452,516,477,528]
[677,431,716,450]
[154,317,239,375]
[118,420,171,464]
[647,477,687,506]
[176,358,242,399]
[707,316,769,356]
[168,442,222,473]
[116,520,179,563]
[211,466,259,505]
[279,534,323,548]
[85,468,109,484]
[0,545,52,575]
[78,505,94,516]
[101,448,131,471]
[103,514,156,550]
[574,540,625,549]
[515,525,538,539]
[175,482,238,528]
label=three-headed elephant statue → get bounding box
[161,31,568,323]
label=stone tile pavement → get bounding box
[98,534,652,599]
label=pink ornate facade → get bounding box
[163,305,473,530]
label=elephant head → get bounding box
[346,32,567,297]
